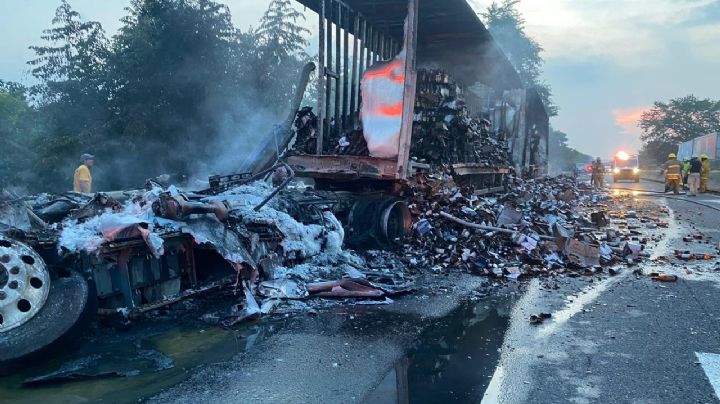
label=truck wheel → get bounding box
[346,197,411,249]
[0,237,94,368]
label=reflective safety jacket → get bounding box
[701,160,711,178]
[592,162,605,174]
[661,159,682,176]
[682,161,690,174]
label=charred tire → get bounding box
[0,271,94,369]
[346,197,411,249]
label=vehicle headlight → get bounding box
[613,168,620,174]
[633,168,640,173]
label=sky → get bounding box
[1,0,719,158]
[471,0,720,158]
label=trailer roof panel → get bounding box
[296,0,523,90]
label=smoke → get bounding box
[547,134,592,174]
[186,88,283,188]
[98,54,301,192]
[81,97,283,193]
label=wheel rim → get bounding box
[0,237,51,332]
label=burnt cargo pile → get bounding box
[411,69,512,168]
[399,172,663,279]
[0,175,665,322]
[289,69,513,172]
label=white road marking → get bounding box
[537,273,627,338]
[480,279,543,404]
[480,364,505,404]
[696,352,720,399]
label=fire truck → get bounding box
[611,151,640,183]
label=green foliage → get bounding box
[0,0,311,193]
[21,0,112,191]
[104,0,248,186]
[548,128,592,171]
[254,0,311,114]
[639,141,677,166]
[0,83,28,135]
[256,0,309,57]
[28,0,109,102]
[482,0,558,116]
[0,82,44,188]
[639,95,720,163]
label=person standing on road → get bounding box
[687,156,702,196]
[590,159,597,187]
[660,153,682,194]
[591,157,604,189]
[700,154,711,193]
[682,157,690,190]
[73,153,95,193]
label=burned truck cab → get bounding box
[0,175,340,366]
[81,234,191,311]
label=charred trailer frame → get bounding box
[288,0,549,183]
[521,88,550,178]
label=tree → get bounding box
[0,82,43,188]
[104,0,251,187]
[16,0,311,192]
[26,0,111,192]
[482,0,558,116]
[28,0,109,103]
[253,0,311,114]
[548,128,591,171]
[639,95,720,163]
[256,0,309,57]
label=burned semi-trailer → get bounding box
[286,0,549,184]
[278,0,549,243]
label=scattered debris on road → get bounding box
[529,312,552,325]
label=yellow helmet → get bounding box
[668,153,676,158]
[701,154,709,160]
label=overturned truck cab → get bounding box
[0,177,342,367]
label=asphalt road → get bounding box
[480,180,720,403]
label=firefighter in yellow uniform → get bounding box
[73,153,95,193]
[591,157,604,189]
[660,153,682,194]
[700,154,711,193]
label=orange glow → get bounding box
[612,107,647,137]
[388,73,405,83]
[377,102,403,117]
[616,151,630,160]
[363,60,405,83]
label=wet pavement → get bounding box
[0,299,286,403]
[367,295,518,403]
[2,180,720,403]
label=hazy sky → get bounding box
[1,0,718,158]
[471,0,720,157]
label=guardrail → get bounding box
[640,175,719,194]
